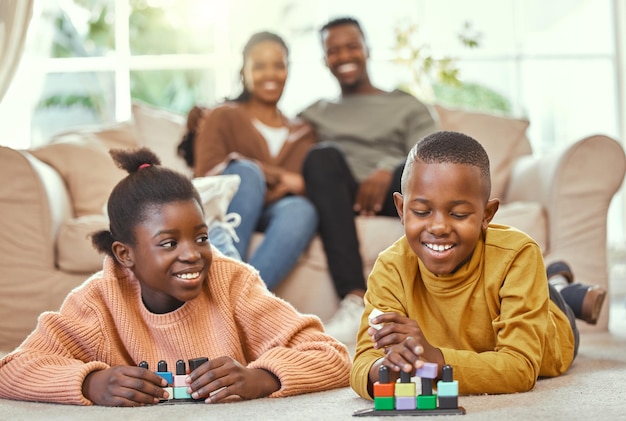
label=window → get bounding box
[1,0,623,243]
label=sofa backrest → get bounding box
[29,122,137,218]
[131,101,191,176]
[434,104,532,201]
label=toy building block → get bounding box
[173,359,192,399]
[354,362,465,417]
[368,308,385,331]
[395,370,417,410]
[437,365,459,409]
[188,357,209,371]
[373,365,394,410]
[137,357,209,405]
[416,362,437,410]
[156,360,174,385]
[415,362,438,379]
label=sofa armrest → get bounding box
[504,135,625,288]
[0,147,73,271]
[0,147,76,351]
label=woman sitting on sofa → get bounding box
[177,31,318,291]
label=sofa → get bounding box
[0,101,624,352]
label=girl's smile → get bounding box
[124,199,213,314]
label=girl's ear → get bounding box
[112,241,134,268]
[393,192,405,225]
[482,198,500,230]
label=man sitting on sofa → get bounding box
[298,16,438,344]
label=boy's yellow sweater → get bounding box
[351,224,575,397]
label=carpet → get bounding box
[1,296,625,420]
[1,330,625,420]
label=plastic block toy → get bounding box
[137,357,209,404]
[353,363,465,417]
[368,308,385,331]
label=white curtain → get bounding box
[0,0,33,103]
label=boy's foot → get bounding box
[546,261,574,291]
[581,285,607,325]
[546,261,575,283]
[323,294,365,344]
[559,282,607,325]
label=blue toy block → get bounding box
[173,387,192,399]
[437,380,458,397]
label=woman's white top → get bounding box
[253,119,289,157]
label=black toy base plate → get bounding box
[159,398,204,405]
[353,406,466,416]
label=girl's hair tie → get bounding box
[138,163,151,170]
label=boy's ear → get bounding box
[112,241,134,268]
[482,198,500,230]
[393,192,405,224]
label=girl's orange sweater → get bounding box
[0,254,350,405]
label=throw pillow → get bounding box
[31,122,139,217]
[56,214,109,273]
[192,174,241,225]
[131,101,191,176]
[434,105,532,200]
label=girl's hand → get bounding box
[186,356,280,403]
[82,366,168,406]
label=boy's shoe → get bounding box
[581,285,607,325]
[546,261,574,290]
[323,294,365,345]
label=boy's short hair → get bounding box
[402,130,492,198]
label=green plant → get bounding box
[433,81,511,114]
[394,21,511,114]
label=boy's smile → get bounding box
[394,161,498,276]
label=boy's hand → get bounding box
[186,356,280,403]
[368,312,443,375]
[82,366,168,406]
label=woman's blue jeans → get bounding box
[221,159,318,291]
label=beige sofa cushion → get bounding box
[434,105,532,200]
[132,101,190,176]
[30,122,139,217]
[57,214,108,273]
[493,201,547,252]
